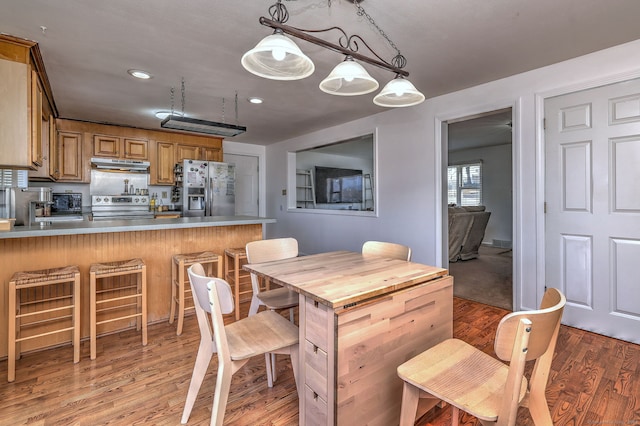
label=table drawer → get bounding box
[304,384,328,426]
[304,339,328,401]
[304,297,329,352]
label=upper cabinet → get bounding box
[56,119,223,185]
[0,35,57,170]
[93,134,149,160]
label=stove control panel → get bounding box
[91,195,149,206]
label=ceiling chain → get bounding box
[351,1,401,57]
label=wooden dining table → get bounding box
[244,251,454,426]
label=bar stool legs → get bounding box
[7,265,81,382]
[224,248,254,321]
[90,259,147,360]
[170,252,222,335]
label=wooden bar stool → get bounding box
[224,247,255,320]
[8,265,81,382]
[170,251,223,335]
[90,258,147,360]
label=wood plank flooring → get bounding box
[0,297,638,425]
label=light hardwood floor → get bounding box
[1,298,638,425]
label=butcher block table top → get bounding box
[243,250,448,309]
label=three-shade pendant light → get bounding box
[241,0,425,108]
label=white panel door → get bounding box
[224,154,259,216]
[545,78,640,344]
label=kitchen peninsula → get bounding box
[0,216,274,358]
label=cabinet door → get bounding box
[48,116,59,179]
[58,131,84,182]
[93,135,120,157]
[154,141,175,184]
[176,144,201,163]
[31,69,43,166]
[202,146,221,162]
[124,138,148,160]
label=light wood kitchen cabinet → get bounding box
[176,144,200,163]
[93,134,149,160]
[57,131,85,182]
[48,116,59,179]
[152,141,175,185]
[176,143,222,163]
[0,35,57,170]
[202,146,222,162]
[29,104,56,181]
[55,119,223,182]
[31,70,44,167]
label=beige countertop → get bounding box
[0,215,275,240]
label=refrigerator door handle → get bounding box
[208,176,214,216]
[203,177,209,216]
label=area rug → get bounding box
[448,245,513,310]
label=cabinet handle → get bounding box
[313,345,318,354]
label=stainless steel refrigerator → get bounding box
[181,160,235,217]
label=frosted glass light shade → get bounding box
[319,58,379,96]
[373,77,425,107]
[241,33,315,80]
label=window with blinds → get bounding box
[448,162,482,206]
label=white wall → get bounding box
[261,39,640,310]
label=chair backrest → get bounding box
[245,237,299,264]
[362,240,412,261]
[493,287,566,425]
[246,238,298,298]
[494,287,565,361]
[188,263,235,315]
[188,263,236,363]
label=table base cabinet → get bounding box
[300,275,453,426]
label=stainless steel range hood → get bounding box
[90,157,150,172]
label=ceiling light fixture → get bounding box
[242,0,424,107]
[154,110,184,120]
[248,97,264,104]
[160,79,247,137]
[127,69,152,79]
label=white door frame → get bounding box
[435,98,521,311]
[534,69,640,309]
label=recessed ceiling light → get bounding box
[248,97,263,104]
[154,111,184,120]
[127,69,152,79]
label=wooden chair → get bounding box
[181,263,299,426]
[397,287,566,426]
[245,237,300,386]
[362,240,412,261]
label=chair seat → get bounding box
[256,287,298,310]
[91,258,145,275]
[397,338,528,422]
[11,265,79,285]
[226,310,299,360]
[173,251,218,264]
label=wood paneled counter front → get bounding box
[244,251,453,426]
[0,216,274,358]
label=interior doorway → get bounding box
[445,108,514,310]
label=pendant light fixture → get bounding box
[373,55,426,107]
[241,2,314,80]
[319,56,379,96]
[242,0,425,107]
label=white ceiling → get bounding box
[2,0,640,145]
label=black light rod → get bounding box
[260,17,410,78]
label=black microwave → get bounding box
[51,193,83,215]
